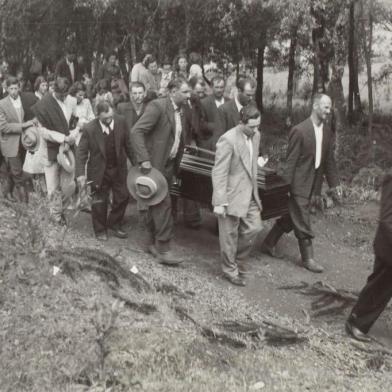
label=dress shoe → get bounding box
[148,245,183,266]
[95,232,108,241]
[303,259,324,273]
[110,227,128,239]
[224,275,246,287]
[345,321,371,343]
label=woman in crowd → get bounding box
[34,76,48,100]
[173,54,189,80]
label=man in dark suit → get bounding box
[0,76,37,202]
[346,171,392,342]
[219,77,256,133]
[130,78,191,265]
[55,47,80,84]
[199,75,228,151]
[76,101,133,241]
[116,81,146,158]
[261,94,341,273]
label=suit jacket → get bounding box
[199,95,227,151]
[75,115,132,188]
[130,97,185,177]
[0,96,25,157]
[212,125,262,218]
[219,99,240,134]
[32,93,70,162]
[284,117,339,199]
[55,57,80,83]
[374,171,392,264]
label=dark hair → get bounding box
[47,74,56,83]
[189,52,201,65]
[211,75,225,86]
[144,55,157,68]
[188,76,205,90]
[6,76,19,87]
[129,81,145,91]
[240,104,260,123]
[96,100,112,115]
[54,77,70,93]
[69,81,85,96]
[167,78,189,91]
[95,78,110,93]
[173,54,188,73]
[33,76,47,92]
[236,77,256,92]
[106,51,117,61]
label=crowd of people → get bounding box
[0,46,390,344]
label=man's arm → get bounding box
[130,101,161,164]
[324,135,339,189]
[0,107,25,134]
[283,127,302,185]
[75,130,90,178]
[378,173,392,244]
[211,135,232,207]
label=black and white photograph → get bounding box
[0,0,392,390]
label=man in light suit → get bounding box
[0,76,37,202]
[219,77,256,133]
[130,78,191,265]
[212,104,263,286]
[260,94,342,273]
[76,101,133,241]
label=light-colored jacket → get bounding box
[212,125,262,218]
[0,96,25,157]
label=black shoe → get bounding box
[224,275,246,287]
[95,232,108,241]
[110,227,128,239]
[345,321,371,342]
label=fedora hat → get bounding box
[57,144,75,173]
[127,166,168,206]
[21,126,40,152]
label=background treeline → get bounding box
[0,0,391,136]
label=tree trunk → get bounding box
[362,0,373,139]
[256,42,265,112]
[286,27,298,127]
[348,0,362,124]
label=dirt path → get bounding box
[71,199,392,347]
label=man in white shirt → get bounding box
[32,77,79,224]
[212,104,263,286]
[260,94,342,273]
[0,76,36,201]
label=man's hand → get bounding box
[330,185,343,205]
[77,175,87,188]
[64,135,76,145]
[22,120,35,129]
[214,205,227,218]
[140,160,152,175]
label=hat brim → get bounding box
[22,128,40,153]
[57,147,75,173]
[127,166,168,206]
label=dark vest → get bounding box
[104,130,117,169]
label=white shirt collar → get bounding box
[215,97,225,107]
[99,120,113,135]
[10,95,22,108]
[234,96,243,113]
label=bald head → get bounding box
[312,94,332,124]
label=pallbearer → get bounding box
[212,104,263,287]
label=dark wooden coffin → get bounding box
[171,147,290,220]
